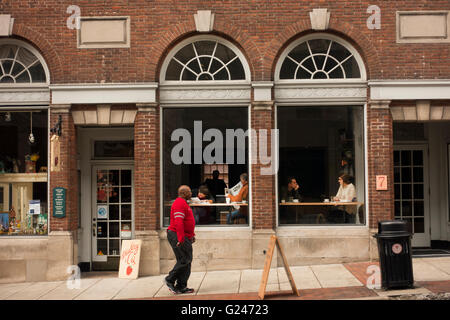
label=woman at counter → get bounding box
[330,174,357,223]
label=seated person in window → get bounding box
[192,184,213,224]
[226,173,249,224]
[329,174,357,223]
[195,184,213,202]
[204,170,228,201]
[333,174,356,202]
[280,177,302,202]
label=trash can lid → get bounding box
[378,220,411,235]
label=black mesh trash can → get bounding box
[373,220,414,290]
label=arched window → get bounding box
[161,36,250,82]
[0,40,49,84]
[276,34,365,81]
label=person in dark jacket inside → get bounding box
[280,177,302,202]
[204,170,227,200]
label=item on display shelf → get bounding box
[26,213,33,231]
[12,159,20,173]
[0,161,5,173]
[39,166,47,173]
[0,212,9,232]
[29,200,41,215]
[30,153,40,162]
[25,155,35,173]
[9,207,16,220]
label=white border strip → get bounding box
[369,80,450,100]
[50,83,158,104]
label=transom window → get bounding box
[164,39,247,81]
[278,38,362,80]
[0,43,47,84]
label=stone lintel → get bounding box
[50,104,71,114]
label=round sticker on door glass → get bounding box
[97,205,108,219]
[392,243,403,254]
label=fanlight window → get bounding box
[0,44,47,84]
[165,40,246,81]
[279,39,361,80]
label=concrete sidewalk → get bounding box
[1,257,450,300]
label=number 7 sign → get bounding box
[376,175,388,190]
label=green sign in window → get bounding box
[53,187,66,218]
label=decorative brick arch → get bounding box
[148,19,261,82]
[264,19,382,81]
[12,23,63,83]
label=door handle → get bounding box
[92,223,96,237]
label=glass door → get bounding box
[92,166,133,263]
[394,146,430,247]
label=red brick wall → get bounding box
[251,103,276,229]
[8,1,447,233]
[1,0,449,83]
[134,106,160,231]
[367,104,394,229]
[49,110,78,232]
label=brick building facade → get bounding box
[0,1,449,282]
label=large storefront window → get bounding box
[277,106,365,225]
[0,110,48,235]
[163,107,249,226]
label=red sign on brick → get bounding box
[376,175,388,190]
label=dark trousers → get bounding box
[166,230,193,289]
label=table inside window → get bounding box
[190,203,248,224]
[279,202,364,224]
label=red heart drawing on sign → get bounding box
[126,266,133,275]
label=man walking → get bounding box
[165,185,196,294]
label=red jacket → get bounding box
[168,197,196,243]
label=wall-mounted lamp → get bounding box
[50,115,62,137]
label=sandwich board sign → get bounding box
[258,235,300,300]
[119,239,142,279]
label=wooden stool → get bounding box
[316,213,326,224]
[234,217,247,224]
[220,211,229,224]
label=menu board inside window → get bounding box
[94,141,134,158]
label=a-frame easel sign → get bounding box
[258,235,300,300]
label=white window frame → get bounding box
[159,35,251,86]
[0,38,50,86]
[274,103,369,230]
[275,33,367,84]
[159,104,253,231]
